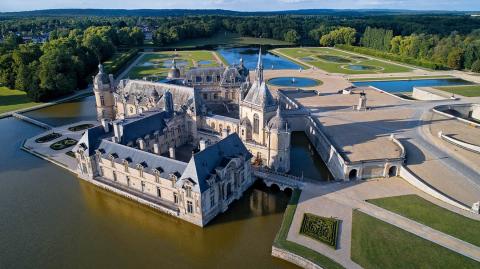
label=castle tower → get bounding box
[167,58,181,79]
[239,48,277,145]
[164,90,174,117]
[93,64,115,121]
[267,105,291,172]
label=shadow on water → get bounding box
[289,131,333,181]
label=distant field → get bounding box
[351,210,479,269]
[127,50,222,80]
[0,87,40,114]
[350,75,454,82]
[434,85,480,97]
[275,47,412,74]
[167,32,292,49]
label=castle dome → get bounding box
[167,59,181,79]
[268,106,288,131]
[94,63,110,86]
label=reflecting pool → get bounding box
[217,47,303,70]
[353,78,475,93]
[267,77,321,87]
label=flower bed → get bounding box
[35,132,62,143]
[68,123,94,132]
[50,138,78,151]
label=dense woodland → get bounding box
[1,12,480,101]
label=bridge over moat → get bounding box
[252,166,323,191]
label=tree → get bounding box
[284,29,300,44]
[320,27,356,46]
[82,26,116,61]
[12,44,41,92]
[471,60,480,73]
[0,53,15,89]
[447,49,464,70]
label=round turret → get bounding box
[167,59,181,79]
[94,64,110,89]
[268,106,288,131]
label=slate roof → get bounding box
[113,111,168,145]
[243,80,276,108]
[73,125,112,155]
[97,139,188,179]
[177,133,253,193]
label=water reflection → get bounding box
[290,132,333,181]
[217,47,303,70]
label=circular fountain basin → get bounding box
[343,64,380,71]
[267,77,322,87]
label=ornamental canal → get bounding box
[0,96,331,268]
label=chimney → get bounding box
[169,147,176,159]
[101,119,109,133]
[199,139,206,151]
[153,143,160,154]
[138,139,145,150]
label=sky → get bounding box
[1,0,479,12]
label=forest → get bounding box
[0,12,479,101]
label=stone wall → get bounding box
[271,246,323,269]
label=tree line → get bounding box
[0,26,143,101]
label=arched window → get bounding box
[219,124,223,132]
[211,122,215,129]
[253,114,260,134]
[226,126,231,134]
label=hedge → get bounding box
[335,45,448,70]
[104,48,140,76]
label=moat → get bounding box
[0,96,330,268]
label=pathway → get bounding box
[287,178,480,268]
[115,52,147,82]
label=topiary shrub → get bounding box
[299,213,340,249]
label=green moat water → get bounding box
[0,96,330,268]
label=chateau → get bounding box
[73,51,292,226]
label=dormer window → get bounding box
[123,158,131,172]
[153,167,163,183]
[137,162,147,177]
[108,153,118,167]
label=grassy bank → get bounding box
[434,85,480,97]
[276,47,411,74]
[166,32,293,49]
[351,210,479,269]
[368,194,480,246]
[273,189,344,269]
[0,87,41,114]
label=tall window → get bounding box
[253,114,259,134]
[100,95,105,106]
[185,186,192,198]
[210,190,215,208]
[126,176,130,187]
[112,171,117,182]
[187,201,193,214]
[174,193,178,204]
[157,187,161,198]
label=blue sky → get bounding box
[1,0,479,12]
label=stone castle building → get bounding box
[74,51,291,226]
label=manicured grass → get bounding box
[351,210,479,269]
[434,85,480,97]
[275,47,411,74]
[103,48,140,76]
[50,138,78,151]
[0,87,41,114]
[273,189,344,269]
[368,194,480,246]
[350,75,454,82]
[127,50,221,80]
[167,31,292,49]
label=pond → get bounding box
[267,77,322,87]
[217,47,303,70]
[317,55,351,63]
[344,64,379,71]
[353,78,476,93]
[197,60,213,66]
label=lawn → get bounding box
[273,189,344,269]
[166,31,292,49]
[368,194,480,246]
[434,85,480,97]
[127,50,223,80]
[0,87,40,114]
[350,75,454,82]
[351,210,479,269]
[275,47,411,74]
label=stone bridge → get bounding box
[252,166,307,191]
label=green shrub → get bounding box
[336,45,448,70]
[50,138,78,150]
[35,132,62,143]
[104,48,140,75]
[471,60,480,73]
[299,213,340,249]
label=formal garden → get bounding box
[35,132,62,143]
[68,123,94,132]
[274,47,412,74]
[126,50,224,80]
[49,138,78,151]
[299,213,340,249]
[434,85,480,97]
